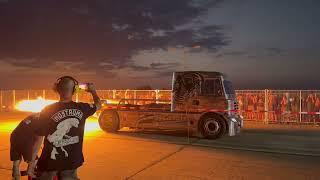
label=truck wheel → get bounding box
[199,115,226,139]
[98,110,120,132]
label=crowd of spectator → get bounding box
[236,91,320,123]
[236,93,266,121]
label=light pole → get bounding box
[172,45,201,143]
[167,45,201,143]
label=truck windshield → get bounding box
[223,80,235,95]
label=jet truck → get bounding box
[98,71,243,139]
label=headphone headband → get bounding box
[56,76,79,85]
[55,76,79,94]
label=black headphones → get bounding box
[53,76,79,94]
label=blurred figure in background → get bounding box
[292,96,300,121]
[306,93,315,122]
[253,95,258,120]
[257,96,265,120]
[243,94,249,120]
[280,95,288,122]
[274,95,281,122]
[269,94,276,121]
[247,94,254,120]
[10,113,43,180]
[315,95,320,122]
[237,95,244,117]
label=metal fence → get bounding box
[1,89,320,124]
[236,90,320,124]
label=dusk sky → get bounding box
[0,0,319,90]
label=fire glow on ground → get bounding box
[0,117,101,136]
[0,97,102,136]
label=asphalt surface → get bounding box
[0,112,320,180]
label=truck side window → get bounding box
[201,79,223,97]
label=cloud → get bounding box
[215,47,288,59]
[265,47,287,56]
[215,50,248,58]
[112,62,180,72]
[153,70,174,78]
[150,62,180,70]
[0,0,227,77]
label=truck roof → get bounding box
[174,71,224,77]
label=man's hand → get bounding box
[87,83,102,110]
[87,83,96,93]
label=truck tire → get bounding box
[199,115,226,139]
[98,110,120,132]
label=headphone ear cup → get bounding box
[74,85,80,94]
[53,83,58,92]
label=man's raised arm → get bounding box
[87,83,101,110]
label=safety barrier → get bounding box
[1,89,320,124]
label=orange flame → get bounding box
[15,97,57,112]
[13,97,102,135]
[84,117,102,137]
[0,117,102,136]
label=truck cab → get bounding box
[171,71,242,137]
[98,71,243,139]
[171,71,234,112]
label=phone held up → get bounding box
[78,83,90,92]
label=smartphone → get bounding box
[78,83,89,91]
